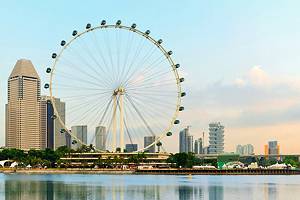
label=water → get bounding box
[0,174,299,200]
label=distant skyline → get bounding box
[1,1,300,153]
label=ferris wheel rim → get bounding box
[48,22,183,152]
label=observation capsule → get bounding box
[166,132,172,136]
[145,30,150,35]
[156,141,162,146]
[101,20,106,25]
[116,20,121,26]
[51,115,57,119]
[72,30,77,36]
[46,68,51,73]
[72,140,77,144]
[131,23,137,29]
[181,92,186,97]
[179,106,184,111]
[175,64,180,68]
[157,39,163,44]
[60,129,65,133]
[44,83,49,89]
[86,23,91,29]
[52,53,57,59]
[174,120,180,124]
[60,40,66,46]
[168,51,173,55]
[179,78,184,83]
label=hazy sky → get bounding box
[1,0,300,153]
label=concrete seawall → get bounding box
[1,168,299,175]
[0,169,135,174]
[136,168,300,175]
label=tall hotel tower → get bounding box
[6,59,44,150]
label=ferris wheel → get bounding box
[44,20,185,152]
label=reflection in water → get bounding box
[2,174,300,200]
[5,180,85,200]
[208,186,223,200]
[4,179,163,200]
[179,186,193,200]
[178,185,204,200]
[264,183,277,200]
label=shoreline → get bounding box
[1,168,300,175]
[0,168,135,174]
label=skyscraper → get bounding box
[125,144,138,152]
[144,136,156,153]
[179,128,187,153]
[208,122,224,154]
[236,144,254,155]
[179,126,193,153]
[6,59,43,150]
[268,141,279,155]
[194,138,203,154]
[243,144,254,155]
[236,144,243,155]
[187,135,194,153]
[71,125,87,150]
[95,126,106,151]
[40,96,66,150]
[265,140,280,158]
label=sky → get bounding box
[1,0,300,154]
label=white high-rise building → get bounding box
[6,59,44,150]
[95,126,106,151]
[208,122,224,154]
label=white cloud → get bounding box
[248,65,270,86]
[185,65,300,129]
[233,65,271,88]
[234,78,246,87]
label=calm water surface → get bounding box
[0,174,299,200]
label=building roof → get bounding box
[9,59,39,79]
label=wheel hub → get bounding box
[113,86,125,95]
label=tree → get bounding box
[128,155,138,164]
[0,148,25,161]
[283,156,299,168]
[167,153,217,168]
[42,148,59,167]
[239,156,256,166]
[167,153,191,168]
[28,149,43,158]
[55,146,72,157]
[258,157,268,167]
[77,145,91,153]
